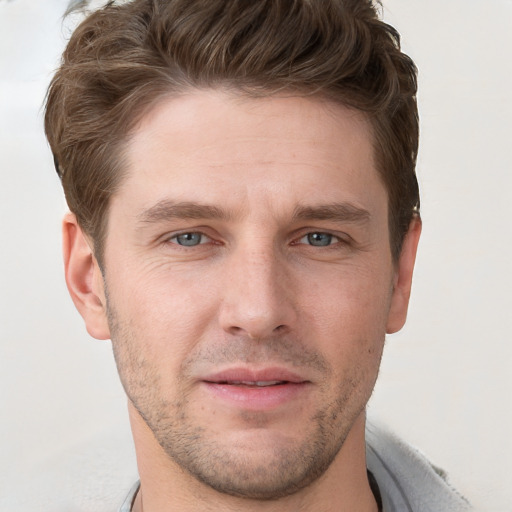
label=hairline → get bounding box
[91,85,402,269]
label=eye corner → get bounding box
[293,231,339,247]
[289,229,357,252]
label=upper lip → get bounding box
[201,367,309,384]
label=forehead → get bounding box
[115,90,385,220]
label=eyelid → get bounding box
[299,232,338,245]
[292,229,350,245]
[160,227,351,248]
[170,231,210,243]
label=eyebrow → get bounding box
[292,203,371,224]
[137,199,371,225]
[138,200,235,224]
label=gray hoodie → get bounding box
[120,420,471,512]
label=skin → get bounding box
[63,90,421,512]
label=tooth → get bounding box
[223,380,286,387]
[256,381,281,386]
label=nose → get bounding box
[218,243,297,340]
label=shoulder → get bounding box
[365,418,472,512]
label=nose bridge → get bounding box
[219,237,295,339]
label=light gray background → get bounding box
[1,0,511,510]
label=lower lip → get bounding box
[202,382,310,410]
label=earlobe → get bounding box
[386,216,422,334]
[62,213,110,340]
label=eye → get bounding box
[299,232,338,247]
[169,232,210,247]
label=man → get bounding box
[44,0,471,510]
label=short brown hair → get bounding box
[45,0,419,265]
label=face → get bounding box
[95,91,410,499]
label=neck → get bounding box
[130,407,377,512]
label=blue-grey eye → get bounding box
[173,232,205,246]
[304,232,334,246]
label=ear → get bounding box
[62,212,110,340]
[386,216,422,334]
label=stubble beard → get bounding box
[106,300,380,500]
[134,383,359,500]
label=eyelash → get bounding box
[165,231,346,248]
[296,232,343,247]
[167,232,212,247]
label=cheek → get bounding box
[299,263,393,342]
[107,265,221,369]
[296,263,391,394]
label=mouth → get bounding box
[202,367,308,383]
[211,380,289,387]
[200,368,311,410]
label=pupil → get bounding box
[308,233,332,246]
[177,233,201,246]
